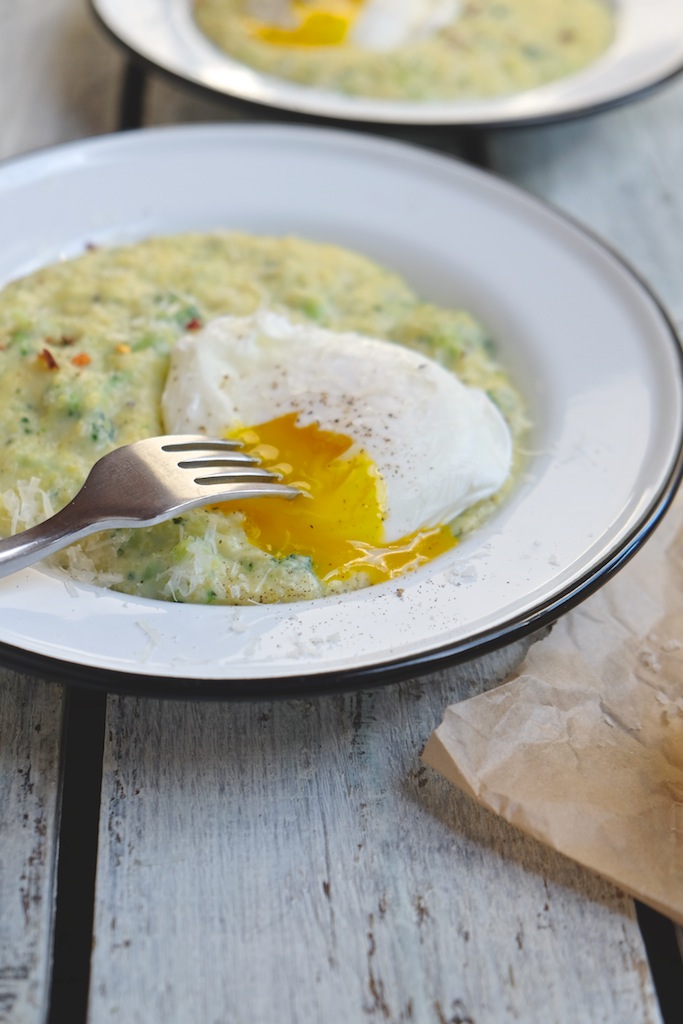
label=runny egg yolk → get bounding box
[248,1,363,47]
[219,412,457,584]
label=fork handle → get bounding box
[0,500,104,579]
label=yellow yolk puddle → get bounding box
[219,412,456,584]
[248,1,362,47]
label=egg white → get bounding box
[352,0,461,51]
[247,0,296,27]
[161,311,512,542]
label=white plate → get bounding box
[91,0,683,126]
[0,124,681,697]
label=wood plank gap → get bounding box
[636,903,683,1024]
[47,687,107,1024]
[456,128,491,169]
[118,58,147,131]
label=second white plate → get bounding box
[91,0,683,126]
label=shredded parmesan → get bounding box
[1,478,54,534]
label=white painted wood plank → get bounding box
[89,651,660,1024]
[0,672,63,1024]
[0,0,124,162]
[487,77,683,330]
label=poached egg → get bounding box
[162,311,511,585]
[245,0,460,51]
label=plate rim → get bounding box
[88,0,683,127]
[0,122,682,698]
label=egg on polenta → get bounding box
[244,0,460,51]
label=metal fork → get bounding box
[0,435,300,579]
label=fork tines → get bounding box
[162,438,243,452]
[162,436,285,488]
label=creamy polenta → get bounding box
[0,233,525,604]
[193,0,614,102]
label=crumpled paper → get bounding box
[423,489,683,924]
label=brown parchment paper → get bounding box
[423,490,683,924]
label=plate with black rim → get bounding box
[90,0,683,127]
[0,123,681,698]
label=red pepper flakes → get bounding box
[37,348,59,370]
[184,318,203,331]
[71,352,92,367]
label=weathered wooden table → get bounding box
[1,2,682,1022]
